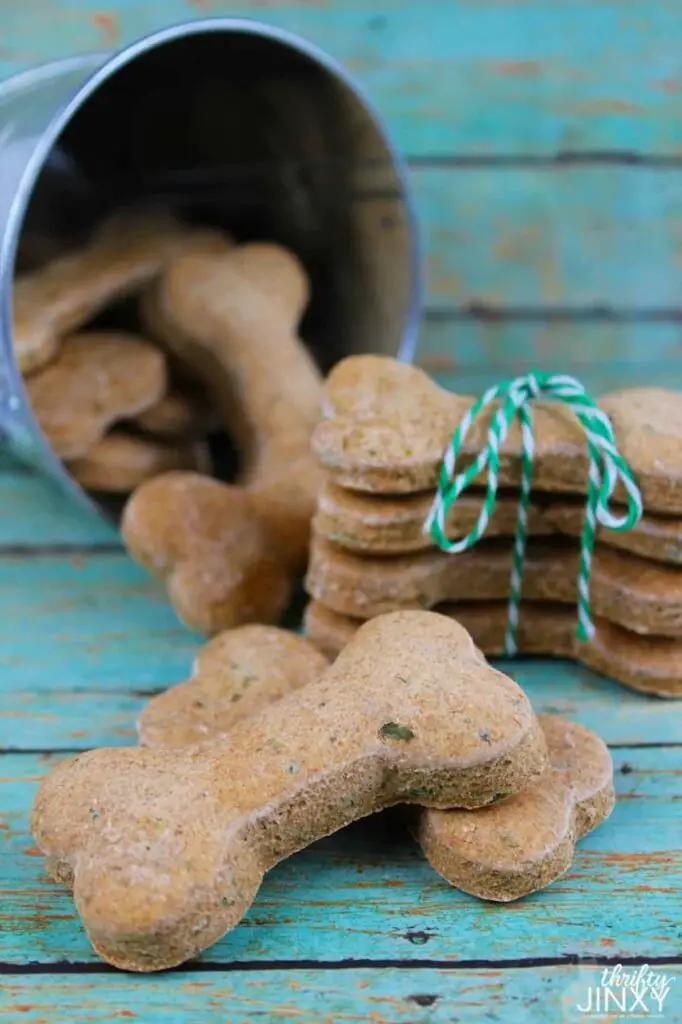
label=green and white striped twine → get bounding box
[424,371,644,655]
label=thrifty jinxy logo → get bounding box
[575,963,675,1017]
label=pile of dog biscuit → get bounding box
[32,614,615,971]
[16,211,220,500]
[20,213,680,973]
[16,209,322,630]
[305,355,682,698]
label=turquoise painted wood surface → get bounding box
[5,966,680,1024]
[3,0,682,158]
[2,3,682,1021]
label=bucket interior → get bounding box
[19,27,417,376]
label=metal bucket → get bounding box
[0,19,421,519]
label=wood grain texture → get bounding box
[0,552,201,691]
[0,473,117,547]
[413,167,682,310]
[2,1,682,158]
[1,750,680,967]
[3,966,679,1024]
[419,321,682,397]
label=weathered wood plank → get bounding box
[1,750,680,965]
[0,473,117,548]
[2,666,679,750]
[0,545,679,737]
[419,319,682,389]
[0,554,201,691]
[413,166,682,310]
[0,691,138,749]
[422,362,682,401]
[419,320,682,399]
[3,1,682,158]
[2,966,681,1024]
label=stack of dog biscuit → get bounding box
[304,355,682,698]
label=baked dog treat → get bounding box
[132,389,211,442]
[124,242,325,630]
[418,714,614,900]
[14,210,184,375]
[140,627,614,897]
[68,432,212,493]
[312,355,682,513]
[306,534,682,638]
[31,610,547,971]
[26,332,167,460]
[121,472,293,633]
[138,624,329,748]
[304,599,682,697]
[150,241,323,568]
[139,227,234,369]
[315,479,682,565]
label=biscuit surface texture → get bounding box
[314,480,682,565]
[27,332,167,460]
[140,624,615,903]
[121,471,292,633]
[31,610,547,971]
[139,624,330,748]
[304,599,682,696]
[68,432,211,493]
[313,356,682,513]
[306,535,682,638]
[418,714,614,900]
[14,211,184,375]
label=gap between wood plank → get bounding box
[425,306,682,323]
[0,544,123,556]
[2,742,679,755]
[409,153,682,168]
[2,953,681,976]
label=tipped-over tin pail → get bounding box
[0,19,421,519]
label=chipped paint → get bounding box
[495,60,542,78]
[91,12,119,48]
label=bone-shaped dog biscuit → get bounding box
[304,599,682,696]
[139,624,329,748]
[68,432,212,494]
[139,227,234,379]
[139,628,613,900]
[312,355,682,513]
[14,210,184,375]
[316,480,682,565]
[132,388,211,442]
[31,611,547,971]
[152,242,323,567]
[121,472,293,633]
[26,332,167,460]
[306,535,682,637]
[124,243,325,630]
[419,714,614,901]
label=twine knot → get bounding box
[424,371,643,654]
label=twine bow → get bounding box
[424,371,643,655]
